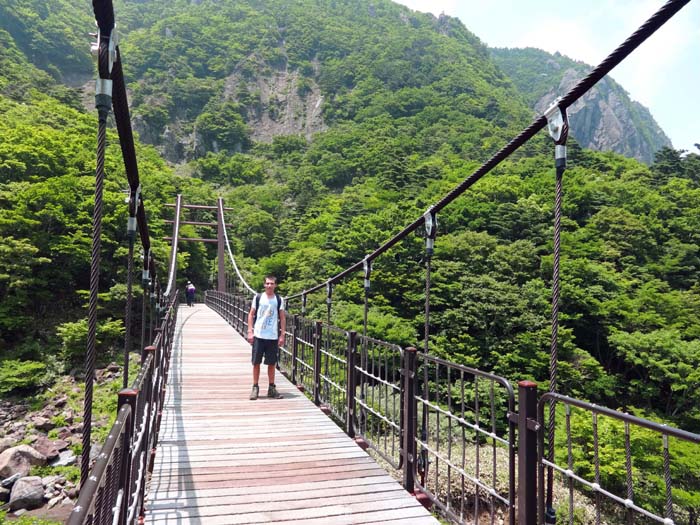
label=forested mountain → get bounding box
[1,0,700,445]
[490,47,672,164]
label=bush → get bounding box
[0,359,47,396]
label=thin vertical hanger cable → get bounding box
[544,100,569,523]
[82,23,114,488]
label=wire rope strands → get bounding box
[122,185,141,388]
[284,0,692,304]
[544,99,570,524]
[82,18,115,489]
[420,208,437,486]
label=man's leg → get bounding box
[266,343,282,398]
[251,340,261,400]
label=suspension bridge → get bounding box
[65,0,700,524]
[143,304,439,524]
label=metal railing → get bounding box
[412,352,516,524]
[206,291,700,524]
[68,297,178,525]
[537,393,700,525]
[205,290,516,523]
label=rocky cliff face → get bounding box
[491,48,671,164]
[130,60,327,165]
[223,59,327,145]
[534,69,670,164]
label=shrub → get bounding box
[0,359,47,396]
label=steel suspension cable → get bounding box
[139,275,147,356]
[82,36,112,488]
[218,198,256,295]
[122,186,142,387]
[163,195,182,299]
[546,143,566,522]
[285,0,691,302]
[122,234,135,388]
[420,210,437,484]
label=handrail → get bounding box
[537,392,700,524]
[68,295,179,525]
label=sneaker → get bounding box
[267,384,282,399]
[249,385,259,400]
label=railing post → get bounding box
[292,315,300,386]
[117,388,137,525]
[346,330,357,437]
[142,346,157,474]
[240,295,246,333]
[313,320,322,406]
[518,380,539,525]
[402,347,417,492]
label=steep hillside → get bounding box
[2,0,700,442]
[490,47,672,164]
[110,0,533,162]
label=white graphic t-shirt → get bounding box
[252,293,284,340]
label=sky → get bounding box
[395,0,699,153]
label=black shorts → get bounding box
[251,338,279,365]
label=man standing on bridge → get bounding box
[247,275,286,400]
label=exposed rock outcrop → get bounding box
[491,47,672,164]
[534,69,671,164]
[9,476,45,511]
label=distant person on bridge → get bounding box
[247,275,286,400]
[185,281,196,307]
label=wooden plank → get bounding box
[143,304,438,524]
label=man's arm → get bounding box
[278,306,286,346]
[247,306,255,344]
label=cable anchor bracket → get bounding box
[127,184,141,239]
[423,207,437,257]
[544,97,569,169]
[363,256,372,291]
[90,23,118,100]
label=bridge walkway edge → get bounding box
[143,303,439,524]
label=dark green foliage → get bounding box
[0,359,47,395]
[194,100,251,155]
[0,4,699,515]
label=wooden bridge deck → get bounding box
[144,303,439,524]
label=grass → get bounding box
[12,354,144,502]
[0,511,62,525]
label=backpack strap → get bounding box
[276,293,282,336]
[252,293,283,333]
[252,293,260,325]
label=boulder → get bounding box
[32,416,55,432]
[32,436,61,461]
[49,449,76,467]
[0,445,47,478]
[8,476,44,511]
[47,494,63,508]
[0,486,9,503]
[0,437,13,454]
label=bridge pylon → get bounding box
[164,196,233,292]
